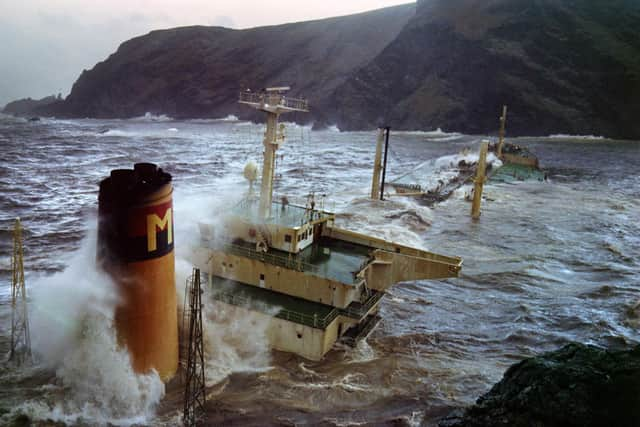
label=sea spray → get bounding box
[173,185,275,387]
[24,226,165,425]
[201,299,275,386]
[336,197,429,249]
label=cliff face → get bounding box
[27,1,640,138]
[45,4,415,121]
[330,0,640,138]
[3,95,61,116]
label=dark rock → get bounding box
[10,413,30,427]
[2,95,60,116]
[331,0,640,139]
[25,1,640,139]
[440,343,640,427]
[39,4,414,122]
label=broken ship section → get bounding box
[193,197,462,361]
[389,106,546,203]
[191,87,462,361]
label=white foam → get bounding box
[348,339,377,363]
[96,129,139,138]
[131,112,173,122]
[335,197,429,250]
[392,148,502,193]
[202,300,275,385]
[187,115,240,124]
[394,127,463,140]
[549,134,605,140]
[97,128,184,138]
[173,185,276,386]
[25,226,165,425]
[294,373,373,393]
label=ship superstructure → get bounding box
[192,87,462,360]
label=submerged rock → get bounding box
[441,343,640,427]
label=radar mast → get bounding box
[239,87,308,218]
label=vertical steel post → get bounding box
[471,142,489,220]
[380,127,391,201]
[370,129,385,199]
[259,113,280,218]
[497,105,508,158]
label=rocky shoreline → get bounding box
[439,343,640,427]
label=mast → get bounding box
[259,113,279,217]
[239,87,308,218]
[379,127,391,201]
[370,129,384,199]
[183,268,205,427]
[497,105,508,158]
[471,141,489,220]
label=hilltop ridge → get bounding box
[328,0,640,138]
[29,4,415,123]
[6,1,640,139]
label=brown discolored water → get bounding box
[0,114,639,425]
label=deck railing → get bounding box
[239,91,309,111]
[223,243,321,275]
[212,286,384,328]
[213,291,340,329]
[341,291,384,319]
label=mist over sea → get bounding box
[0,114,638,425]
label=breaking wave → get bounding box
[96,128,184,138]
[391,148,502,193]
[173,187,275,388]
[14,227,165,426]
[549,134,605,140]
[131,113,173,122]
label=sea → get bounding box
[0,113,638,426]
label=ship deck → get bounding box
[207,275,384,329]
[227,236,371,285]
[490,163,546,182]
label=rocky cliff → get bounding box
[38,4,415,122]
[18,0,640,138]
[329,0,640,138]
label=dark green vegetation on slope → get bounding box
[330,0,640,138]
[440,343,640,427]
[6,1,640,138]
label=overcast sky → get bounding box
[0,0,411,107]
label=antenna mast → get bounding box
[183,268,206,427]
[9,217,31,364]
[239,87,309,218]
